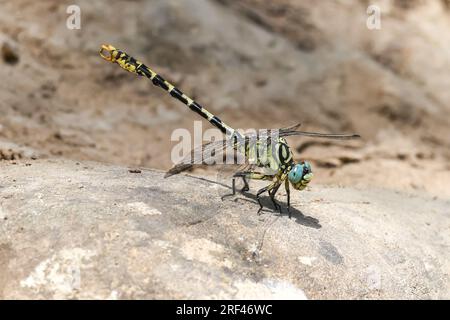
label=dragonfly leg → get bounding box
[256,181,280,214]
[234,171,270,193]
[223,172,270,201]
[256,186,269,214]
[285,179,291,218]
[269,183,282,214]
[241,175,249,192]
[221,178,236,201]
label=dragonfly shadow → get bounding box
[182,174,321,229]
[235,192,322,229]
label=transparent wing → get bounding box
[165,135,270,178]
[164,138,232,177]
[279,130,360,140]
[165,122,360,177]
[280,123,302,131]
[240,123,359,140]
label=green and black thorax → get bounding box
[238,135,294,175]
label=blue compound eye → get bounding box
[288,164,304,184]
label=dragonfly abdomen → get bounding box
[100,45,236,136]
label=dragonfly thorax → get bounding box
[242,136,291,169]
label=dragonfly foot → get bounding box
[257,196,264,214]
[221,194,235,201]
[270,197,282,214]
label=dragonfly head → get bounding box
[288,161,313,190]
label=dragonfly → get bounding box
[99,44,360,217]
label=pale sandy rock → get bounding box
[0,160,448,299]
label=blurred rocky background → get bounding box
[0,0,449,198]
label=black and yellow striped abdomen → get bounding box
[100,45,235,136]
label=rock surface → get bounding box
[0,160,448,299]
